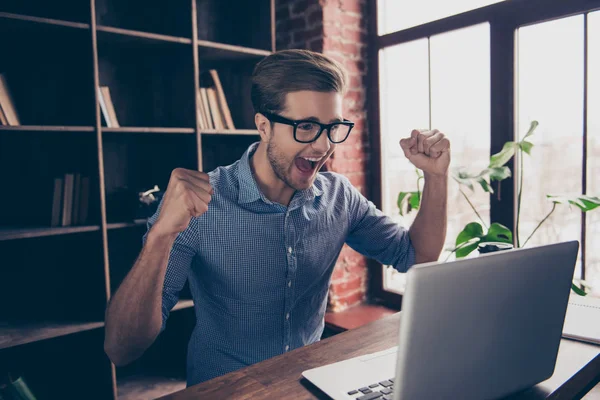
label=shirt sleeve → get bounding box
[344,178,416,273]
[142,199,198,332]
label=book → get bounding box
[97,86,120,128]
[61,173,74,227]
[0,74,20,126]
[206,87,224,130]
[196,88,208,129]
[562,293,600,345]
[100,86,120,128]
[0,375,37,400]
[50,177,63,227]
[0,105,8,125]
[208,69,235,129]
[199,88,214,129]
[97,86,111,127]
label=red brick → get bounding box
[337,290,366,309]
[331,276,363,295]
[323,23,342,37]
[341,27,362,42]
[322,3,342,20]
[349,173,366,188]
[337,143,363,159]
[345,89,364,104]
[341,12,363,28]
[331,265,346,281]
[339,0,363,13]
[342,42,361,57]
[345,263,368,277]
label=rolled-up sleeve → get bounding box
[344,179,416,273]
[142,201,198,332]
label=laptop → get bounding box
[302,241,579,400]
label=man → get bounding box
[104,49,449,386]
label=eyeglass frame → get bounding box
[260,111,355,144]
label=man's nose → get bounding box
[311,128,331,153]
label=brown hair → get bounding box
[251,49,348,115]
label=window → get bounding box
[379,24,491,293]
[516,16,584,278]
[587,11,600,290]
[377,0,504,35]
[374,1,600,299]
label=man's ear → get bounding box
[255,113,271,142]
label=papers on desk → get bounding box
[562,294,600,345]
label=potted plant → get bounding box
[397,121,600,296]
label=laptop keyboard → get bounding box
[347,378,394,399]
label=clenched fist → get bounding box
[152,168,213,236]
[399,129,451,177]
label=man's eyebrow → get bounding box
[302,116,343,123]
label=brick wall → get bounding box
[276,0,371,312]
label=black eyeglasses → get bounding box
[261,111,355,144]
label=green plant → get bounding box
[398,121,600,295]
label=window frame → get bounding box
[368,0,600,308]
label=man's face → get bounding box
[266,91,343,191]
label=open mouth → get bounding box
[295,156,323,174]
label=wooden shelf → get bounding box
[106,220,147,230]
[200,129,259,136]
[117,375,186,400]
[96,25,192,46]
[172,299,194,312]
[197,40,271,61]
[0,321,104,350]
[0,125,94,132]
[0,12,90,30]
[103,127,195,134]
[0,226,101,241]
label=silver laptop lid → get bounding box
[394,241,579,400]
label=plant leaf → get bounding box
[547,194,600,212]
[489,142,517,168]
[478,178,493,193]
[456,241,480,258]
[571,283,587,296]
[452,168,475,191]
[398,192,416,216]
[480,222,513,243]
[519,140,534,155]
[485,166,511,182]
[409,191,421,210]
[523,120,539,140]
[456,222,485,246]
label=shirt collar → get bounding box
[237,142,324,205]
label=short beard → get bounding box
[266,140,298,191]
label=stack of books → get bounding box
[51,173,91,227]
[197,69,235,130]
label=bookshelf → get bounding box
[0,1,273,399]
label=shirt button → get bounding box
[286,313,290,320]
[288,280,292,287]
[285,345,290,351]
[288,247,293,254]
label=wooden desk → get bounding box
[159,312,600,400]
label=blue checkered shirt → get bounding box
[143,142,415,386]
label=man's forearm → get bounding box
[409,173,448,264]
[104,228,177,366]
